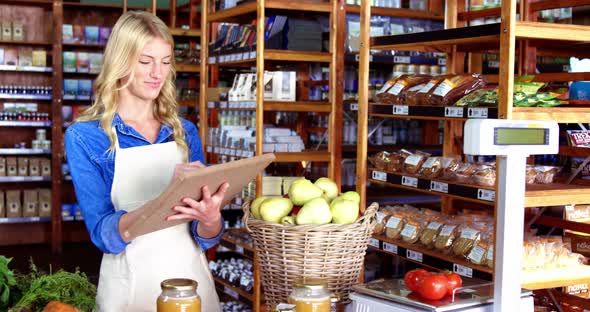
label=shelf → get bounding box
[511,107,590,124]
[64,175,72,181]
[0,217,50,224]
[212,50,332,66]
[274,151,331,162]
[369,234,493,280]
[0,148,50,155]
[368,168,496,206]
[213,276,253,302]
[264,101,332,113]
[0,39,51,46]
[221,232,255,259]
[178,100,200,107]
[341,144,442,153]
[62,42,106,49]
[559,146,590,158]
[0,65,52,73]
[0,94,51,100]
[344,53,445,66]
[176,64,200,73]
[1,0,53,5]
[0,176,51,182]
[0,121,51,127]
[457,7,502,21]
[170,28,201,37]
[345,5,444,20]
[208,0,331,23]
[524,183,590,207]
[369,103,498,121]
[522,266,590,290]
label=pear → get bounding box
[295,197,332,225]
[339,191,361,205]
[260,198,293,223]
[250,196,268,219]
[314,177,339,203]
[288,178,323,206]
[330,198,360,224]
[280,216,296,225]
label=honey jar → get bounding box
[157,278,201,312]
[288,278,331,312]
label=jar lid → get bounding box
[160,278,198,291]
[293,278,328,290]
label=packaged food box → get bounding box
[38,189,51,217]
[29,158,40,176]
[6,157,17,176]
[17,157,29,176]
[6,190,21,218]
[23,189,38,217]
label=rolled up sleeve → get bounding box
[65,127,129,254]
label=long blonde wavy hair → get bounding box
[77,11,188,162]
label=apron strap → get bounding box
[111,126,121,150]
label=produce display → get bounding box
[403,269,463,300]
[454,80,567,107]
[250,177,361,226]
[369,149,562,186]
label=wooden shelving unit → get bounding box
[356,0,590,298]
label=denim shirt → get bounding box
[64,114,224,254]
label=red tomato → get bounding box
[443,272,463,296]
[417,273,448,300]
[404,269,428,292]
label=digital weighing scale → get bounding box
[351,119,559,312]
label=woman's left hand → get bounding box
[167,182,230,228]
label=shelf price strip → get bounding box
[467,108,489,119]
[453,264,474,278]
[371,104,497,119]
[444,107,464,118]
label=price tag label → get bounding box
[224,286,239,300]
[454,264,474,278]
[30,217,41,222]
[488,61,500,68]
[354,54,373,62]
[208,56,216,64]
[207,146,213,153]
[407,250,423,263]
[350,103,358,111]
[236,245,244,254]
[402,176,418,188]
[368,238,380,249]
[467,107,489,119]
[438,58,446,66]
[478,189,495,202]
[383,242,398,254]
[220,101,228,108]
[563,65,571,72]
[372,171,387,182]
[393,105,409,115]
[219,55,226,63]
[236,53,243,60]
[430,181,448,193]
[444,107,464,118]
[394,56,411,63]
[207,101,216,109]
[249,51,256,59]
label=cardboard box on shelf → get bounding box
[4,48,18,66]
[63,79,79,99]
[272,71,296,101]
[85,26,99,44]
[38,189,51,217]
[73,25,85,43]
[206,87,230,102]
[78,80,92,100]
[62,24,74,43]
[0,157,5,176]
[40,159,51,177]
[0,191,4,218]
[6,157,17,176]
[17,157,29,176]
[22,189,38,218]
[6,190,21,218]
[17,49,32,67]
[12,22,24,41]
[0,48,4,65]
[29,158,40,176]
[565,283,589,299]
[89,53,102,74]
[99,27,111,45]
[564,232,590,257]
[2,21,12,41]
[63,52,77,73]
[32,50,47,67]
[77,52,89,73]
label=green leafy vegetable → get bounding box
[0,256,17,310]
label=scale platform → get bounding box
[351,279,533,312]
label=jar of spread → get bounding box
[157,278,201,312]
[288,278,331,312]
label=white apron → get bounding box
[95,130,221,312]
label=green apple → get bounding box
[340,191,361,205]
[296,197,332,225]
[260,198,293,223]
[330,198,359,224]
[280,216,295,225]
[250,196,268,219]
[288,178,323,206]
[314,177,339,203]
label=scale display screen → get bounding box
[494,127,548,145]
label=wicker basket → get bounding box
[242,200,378,307]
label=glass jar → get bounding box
[157,278,201,312]
[288,278,331,312]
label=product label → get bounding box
[432,80,456,97]
[387,82,406,96]
[468,244,487,263]
[349,103,358,111]
[486,246,494,260]
[386,216,402,229]
[407,250,423,262]
[393,56,411,63]
[467,107,489,118]
[440,225,456,237]
[401,176,418,188]
[372,170,387,182]
[417,81,436,94]
[422,157,437,169]
[427,222,442,231]
[369,238,380,248]
[409,84,425,92]
[478,189,495,202]
[405,155,423,166]
[445,106,464,118]
[568,130,590,147]
[460,228,479,239]
[236,245,244,254]
[438,58,446,66]
[488,61,500,68]
[392,105,409,115]
[401,224,418,238]
[224,286,239,300]
[376,212,387,224]
[453,264,473,278]
[430,181,449,193]
[378,81,394,94]
[383,242,398,254]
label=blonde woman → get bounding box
[65,11,226,312]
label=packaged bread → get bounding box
[413,75,451,106]
[403,151,431,175]
[427,74,486,106]
[434,223,460,252]
[441,158,461,180]
[468,239,491,265]
[373,209,392,235]
[396,82,427,105]
[454,162,477,183]
[420,219,444,248]
[384,212,406,240]
[485,244,494,268]
[534,166,560,184]
[401,218,427,244]
[452,225,481,258]
[472,164,496,187]
[385,151,408,173]
[369,151,391,170]
[525,165,537,184]
[375,78,398,103]
[377,75,431,105]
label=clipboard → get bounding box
[126,153,275,239]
